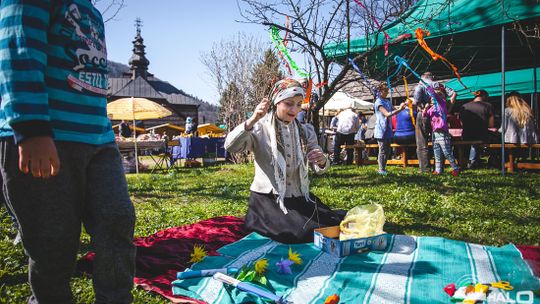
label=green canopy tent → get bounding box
[324,0,540,78]
[446,67,540,100]
[325,0,540,174]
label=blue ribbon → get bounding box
[348,57,381,100]
[388,56,446,121]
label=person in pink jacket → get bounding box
[423,86,460,176]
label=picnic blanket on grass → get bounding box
[77,216,248,303]
[172,233,540,304]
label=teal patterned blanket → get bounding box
[172,233,539,303]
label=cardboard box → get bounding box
[313,226,389,257]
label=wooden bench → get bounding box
[341,140,485,168]
[341,142,540,172]
[487,144,540,173]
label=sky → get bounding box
[102,1,274,105]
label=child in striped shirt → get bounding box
[0,1,135,302]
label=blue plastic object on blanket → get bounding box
[213,272,289,303]
[177,267,239,279]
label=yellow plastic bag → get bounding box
[339,204,385,240]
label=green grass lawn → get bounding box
[1,164,539,303]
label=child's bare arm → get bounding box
[379,103,406,118]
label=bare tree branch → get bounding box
[238,0,415,131]
[92,0,125,23]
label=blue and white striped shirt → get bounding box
[0,0,114,145]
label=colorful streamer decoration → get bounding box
[303,78,313,104]
[283,16,291,44]
[353,0,391,56]
[402,76,416,127]
[270,25,310,78]
[270,18,329,90]
[315,80,328,88]
[277,16,293,75]
[388,56,446,122]
[269,19,328,93]
[415,28,472,93]
[348,57,381,100]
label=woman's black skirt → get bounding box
[245,191,344,244]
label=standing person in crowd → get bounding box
[459,89,494,169]
[330,111,340,131]
[423,89,460,176]
[185,116,195,135]
[296,103,309,124]
[413,72,457,172]
[374,83,406,175]
[393,99,417,144]
[191,118,199,137]
[333,105,360,165]
[0,1,136,303]
[119,120,132,138]
[355,112,368,141]
[329,110,340,163]
[501,92,538,144]
[354,112,369,161]
[224,78,343,244]
[392,99,417,158]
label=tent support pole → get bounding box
[534,67,538,127]
[500,21,506,176]
[529,67,538,159]
[132,96,139,174]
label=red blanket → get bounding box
[77,216,248,303]
[517,244,540,278]
[78,216,539,303]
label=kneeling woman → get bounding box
[225,79,343,244]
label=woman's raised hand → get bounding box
[245,98,270,130]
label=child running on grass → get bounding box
[423,85,460,176]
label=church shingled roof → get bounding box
[109,76,164,99]
[108,76,200,106]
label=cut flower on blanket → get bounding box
[254,258,269,275]
[288,248,303,265]
[276,258,294,275]
[189,244,207,263]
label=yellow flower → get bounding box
[189,244,207,263]
[288,247,303,265]
[254,258,268,275]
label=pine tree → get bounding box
[249,49,283,108]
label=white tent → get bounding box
[319,91,373,116]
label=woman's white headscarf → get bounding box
[267,79,310,214]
